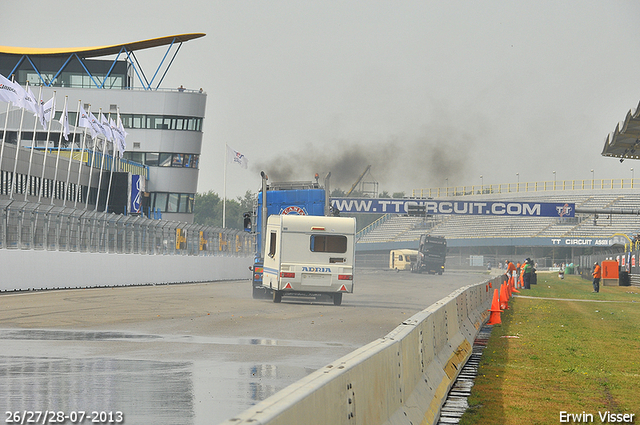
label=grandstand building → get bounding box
[0,34,206,222]
[354,182,640,269]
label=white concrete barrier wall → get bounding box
[0,250,252,291]
[222,275,502,425]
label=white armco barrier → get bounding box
[222,275,501,425]
[0,250,252,291]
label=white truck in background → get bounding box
[262,214,356,305]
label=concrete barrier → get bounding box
[222,275,500,425]
[0,250,252,291]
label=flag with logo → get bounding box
[20,85,39,116]
[39,96,55,129]
[226,145,248,169]
[0,74,24,106]
[100,113,114,141]
[78,105,97,139]
[114,114,128,156]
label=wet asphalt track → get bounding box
[0,269,493,424]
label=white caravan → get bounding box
[262,214,356,305]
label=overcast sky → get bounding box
[5,1,640,198]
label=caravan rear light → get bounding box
[280,272,295,278]
[338,274,352,280]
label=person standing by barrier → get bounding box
[505,260,516,281]
[523,258,533,289]
[592,262,601,293]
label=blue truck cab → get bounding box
[247,174,329,299]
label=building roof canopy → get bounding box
[601,101,640,161]
[0,33,205,58]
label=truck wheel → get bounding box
[273,290,282,303]
[333,293,342,306]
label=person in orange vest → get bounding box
[592,262,601,293]
[505,260,516,280]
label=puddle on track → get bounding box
[0,329,345,424]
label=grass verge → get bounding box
[459,274,640,425]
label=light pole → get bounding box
[516,173,519,192]
[445,178,449,196]
[553,171,556,190]
[631,168,634,188]
[591,169,594,189]
[480,175,483,193]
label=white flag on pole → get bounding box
[100,113,114,141]
[116,114,128,155]
[111,117,125,156]
[20,85,40,116]
[78,105,97,139]
[58,99,70,141]
[39,96,55,129]
[88,111,105,140]
[226,145,248,169]
[0,74,24,106]
[89,111,107,140]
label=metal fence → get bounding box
[412,178,638,198]
[0,199,253,256]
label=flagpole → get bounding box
[37,95,56,203]
[105,112,116,214]
[94,109,107,212]
[63,100,81,207]
[84,106,96,210]
[51,96,68,205]
[0,100,11,181]
[75,126,88,208]
[223,144,227,228]
[24,85,43,201]
[9,81,29,200]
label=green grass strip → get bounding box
[460,274,640,425]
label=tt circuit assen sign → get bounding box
[331,198,575,218]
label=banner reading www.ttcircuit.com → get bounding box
[330,198,575,218]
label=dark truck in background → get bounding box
[411,234,447,275]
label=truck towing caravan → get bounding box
[246,172,355,304]
[263,214,356,305]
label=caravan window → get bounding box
[310,235,347,253]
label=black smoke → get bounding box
[252,132,474,194]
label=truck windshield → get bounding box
[310,234,347,253]
[422,242,445,257]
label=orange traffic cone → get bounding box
[487,288,502,325]
[500,283,509,310]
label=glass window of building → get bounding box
[132,115,144,129]
[167,193,179,212]
[153,193,168,211]
[159,153,172,167]
[172,154,184,167]
[127,152,144,164]
[145,152,159,166]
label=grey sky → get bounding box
[5,1,640,198]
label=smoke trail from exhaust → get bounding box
[252,133,473,193]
